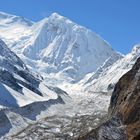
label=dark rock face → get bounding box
[79,57,140,140]
[0,69,22,92]
[0,39,27,70]
[109,57,140,140]
[0,39,43,96]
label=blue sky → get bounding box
[0,0,140,54]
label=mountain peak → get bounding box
[47,12,74,25]
[50,12,64,18]
[0,11,122,83]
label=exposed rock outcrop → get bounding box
[79,57,140,140]
[109,57,140,140]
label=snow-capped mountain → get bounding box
[1,11,140,140]
[0,12,122,139]
[0,12,122,83]
[83,44,140,92]
[0,38,67,108]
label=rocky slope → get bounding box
[79,57,140,140]
[109,57,140,140]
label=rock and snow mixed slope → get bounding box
[0,38,72,138]
[0,12,122,84]
[0,38,67,108]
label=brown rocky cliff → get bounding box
[109,57,140,140]
[79,57,140,140]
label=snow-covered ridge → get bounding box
[0,11,33,26]
[83,44,140,92]
[0,12,122,83]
